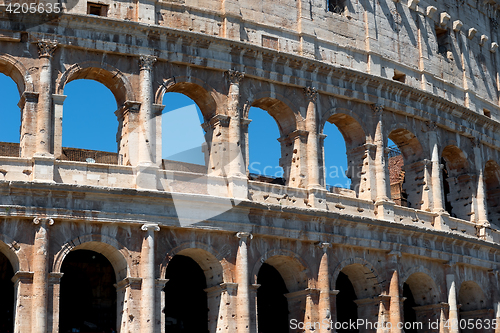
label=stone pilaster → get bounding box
[52,94,67,160]
[116,101,142,166]
[444,262,459,333]
[318,243,332,333]
[329,290,340,332]
[205,282,238,333]
[226,70,245,177]
[305,87,320,190]
[140,223,160,333]
[372,104,390,202]
[138,55,157,166]
[471,138,491,239]
[48,272,64,333]
[387,251,402,333]
[236,232,253,333]
[35,40,57,157]
[202,114,230,177]
[32,217,54,333]
[18,91,39,158]
[12,271,34,333]
[155,278,168,333]
[116,277,142,333]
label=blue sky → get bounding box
[0,74,352,187]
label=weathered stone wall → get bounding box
[1,0,500,332]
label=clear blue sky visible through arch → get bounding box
[0,74,362,188]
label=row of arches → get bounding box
[2,58,500,223]
[0,238,495,333]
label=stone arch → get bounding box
[484,160,500,226]
[458,280,488,311]
[0,233,27,273]
[403,271,440,306]
[387,127,424,163]
[246,92,300,136]
[442,145,469,172]
[332,257,382,298]
[320,108,367,149]
[252,249,310,293]
[155,76,218,120]
[0,54,34,95]
[161,242,225,288]
[56,61,135,107]
[53,234,132,281]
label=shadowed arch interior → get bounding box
[251,97,297,136]
[262,255,308,293]
[63,66,128,107]
[458,281,487,312]
[59,250,117,333]
[441,145,471,219]
[166,82,216,120]
[404,272,439,306]
[164,254,208,333]
[338,263,379,299]
[173,247,224,288]
[257,262,289,333]
[335,271,358,333]
[326,113,366,149]
[485,160,500,226]
[0,251,14,333]
[442,145,468,172]
[388,128,423,163]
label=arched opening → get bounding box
[257,263,289,333]
[162,92,207,171]
[0,73,21,157]
[441,145,470,219]
[484,160,500,226]
[335,263,379,331]
[323,113,366,196]
[458,281,490,333]
[248,107,284,182]
[387,129,424,209]
[59,249,117,333]
[62,80,119,164]
[248,98,297,187]
[0,251,14,333]
[164,255,208,333]
[335,271,358,332]
[403,272,440,331]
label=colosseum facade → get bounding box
[1,0,500,332]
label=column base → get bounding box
[32,155,55,183]
[433,212,451,231]
[135,164,159,190]
[374,200,395,221]
[227,175,248,200]
[307,187,327,209]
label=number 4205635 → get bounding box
[6,2,61,14]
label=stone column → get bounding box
[471,138,491,239]
[141,223,160,333]
[355,297,382,333]
[318,243,332,333]
[444,262,459,333]
[116,277,142,333]
[236,232,253,333]
[116,101,142,166]
[48,272,64,333]
[204,282,239,333]
[250,284,260,333]
[12,271,34,333]
[226,70,245,177]
[372,104,390,202]
[32,217,54,333]
[138,55,157,165]
[387,251,402,333]
[18,91,39,158]
[155,278,168,333]
[427,122,445,213]
[422,159,433,211]
[305,87,321,190]
[35,40,57,156]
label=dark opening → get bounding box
[402,283,419,333]
[257,263,289,333]
[328,0,345,14]
[392,70,406,83]
[441,157,453,216]
[435,27,449,56]
[0,251,14,333]
[60,250,117,333]
[335,271,358,333]
[164,255,208,333]
[484,109,492,118]
[87,2,108,16]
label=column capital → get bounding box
[236,232,253,240]
[226,69,245,84]
[303,86,318,102]
[141,223,160,232]
[33,217,54,226]
[317,242,332,251]
[36,40,58,58]
[139,55,157,71]
[371,103,384,114]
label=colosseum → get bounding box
[1,0,500,332]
